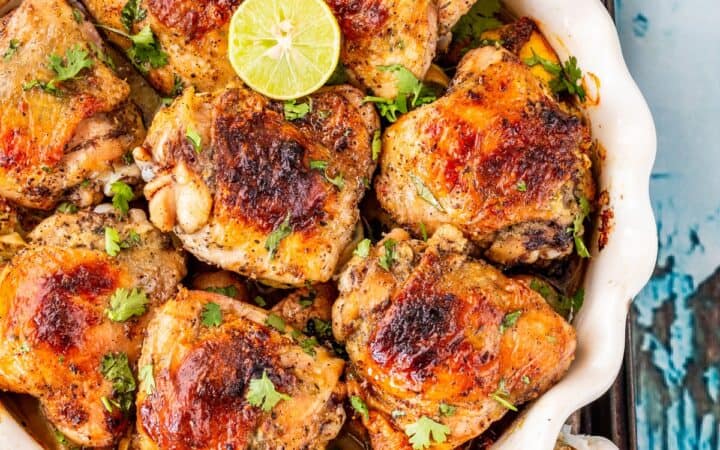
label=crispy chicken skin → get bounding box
[134,289,346,450]
[327,0,438,97]
[0,0,144,210]
[82,0,242,95]
[0,210,185,447]
[375,47,595,267]
[333,226,576,448]
[135,84,379,286]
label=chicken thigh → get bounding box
[0,209,185,447]
[375,47,595,267]
[82,0,242,95]
[135,84,379,286]
[327,0,438,97]
[134,289,346,450]
[0,0,144,210]
[333,226,576,449]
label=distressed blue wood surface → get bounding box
[614,0,720,448]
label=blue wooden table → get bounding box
[613,0,720,448]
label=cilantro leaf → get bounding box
[125,26,168,74]
[89,42,115,70]
[350,395,370,420]
[410,174,445,212]
[56,202,78,214]
[405,416,451,449]
[284,99,312,120]
[3,39,20,60]
[265,313,286,332]
[48,45,93,83]
[254,295,267,307]
[310,160,345,190]
[378,238,397,271]
[499,310,522,333]
[120,0,147,32]
[99,352,136,413]
[265,214,293,259]
[106,288,148,322]
[525,51,587,102]
[105,227,121,257]
[297,335,318,356]
[530,279,585,321]
[523,50,562,76]
[201,302,223,327]
[205,285,238,298]
[72,8,84,23]
[419,223,428,241]
[572,196,591,258]
[439,402,456,417]
[353,239,371,258]
[139,364,155,394]
[110,181,134,215]
[516,180,527,192]
[372,130,382,161]
[451,0,502,53]
[490,379,517,411]
[186,126,202,153]
[245,370,291,412]
[363,65,437,122]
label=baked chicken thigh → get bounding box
[82,0,241,95]
[0,209,185,447]
[375,46,595,266]
[333,226,576,448]
[0,0,144,210]
[135,84,379,286]
[134,289,346,450]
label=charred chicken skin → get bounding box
[333,226,576,448]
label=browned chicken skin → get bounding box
[333,226,576,448]
[0,210,185,447]
[135,84,379,286]
[134,289,346,450]
[375,46,595,267]
[0,0,144,210]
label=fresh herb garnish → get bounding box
[3,39,20,60]
[205,285,238,298]
[350,395,370,420]
[88,42,115,70]
[439,402,456,417]
[265,313,286,332]
[246,370,291,412]
[105,227,122,257]
[491,379,517,411]
[120,0,147,32]
[410,174,445,212]
[524,50,586,101]
[284,99,312,120]
[405,416,451,449]
[310,160,345,190]
[56,202,78,214]
[139,364,155,394]
[571,196,591,258]
[516,180,527,192]
[201,302,222,327]
[530,279,585,321]
[419,223,428,241]
[499,310,522,333]
[372,130,382,160]
[106,288,148,322]
[452,0,502,54]
[186,126,202,153]
[98,25,168,74]
[378,238,397,271]
[354,239,371,258]
[363,64,437,122]
[253,295,267,307]
[110,181,134,215]
[99,352,136,413]
[265,214,292,259]
[24,45,93,95]
[72,8,84,23]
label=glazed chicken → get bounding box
[375,46,595,267]
[134,289,346,449]
[134,84,379,286]
[332,225,576,448]
[82,0,242,95]
[0,209,185,447]
[0,0,144,210]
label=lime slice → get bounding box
[228,0,342,100]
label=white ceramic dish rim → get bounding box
[0,0,657,448]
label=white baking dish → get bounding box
[0,0,657,448]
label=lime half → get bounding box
[228,0,342,100]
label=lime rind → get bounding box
[228,0,342,100]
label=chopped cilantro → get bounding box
[452,0,503,54]
[572,196,592,258]
[439,402,456,417]
[298,287,316,308]
[354,238,371,258]
[205,285,238,298]
[89,42,115,70]
[419,223,428,241]
[372,130,382,161]
[98,24,168,74]
[24,45,93,95]
[265,313,286,333]
[378,238,397,271]
[186,126,202,153]
[99,352,136,413]
[253,295,267,307]
[3,39,20,60]
[245,370,291,411]
[201,302,223,327]
[525,51,587,101]
[363,65,437,122]
[405,416,451,449]
[104,227,121,257]
[516,180,527,192]
[298,335,319,356]
[284,99,312,120]
[106,287,148,322]
[350,395,370,420]
[491,379,517,411]
[139,364,155,394]
[72,8,84,23]
[110,181,134,215]
[120,0,147,31]
[56,202,78,214]
[500,310,522,333]
[522,375,531,385]
[265,213,292,259]
[310,160,345,190]
[410,174,445,212]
